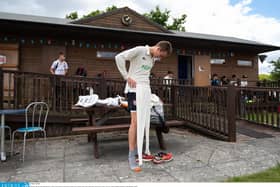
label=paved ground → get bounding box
[1,126,280,182]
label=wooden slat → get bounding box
[72,120,186,133]
[72,124,130,133]
[70,118,89,123]
[165,120,186,127]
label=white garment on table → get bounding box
[75,94,99,108]
[150,94,164,125]
[96,97,120,107]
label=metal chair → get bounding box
[11,102,49,162]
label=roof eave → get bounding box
[1,18,279,53]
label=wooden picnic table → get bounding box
[71,104,185,158]
[72,104,126,158]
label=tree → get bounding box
[167,14,187,31]
[66,11,78,20]
[83,6,117,18]
[143,6,170,28]
[82,10,103,18]
[65,5,187,31]
[144,6,187,31]
[259,74,271,81]
[269,58,280,80]
[105,5,118,12]
[66,5,117,20]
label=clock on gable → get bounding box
[121,14,132,26]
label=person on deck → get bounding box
[50,52,69,76]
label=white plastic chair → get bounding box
[11,102,49,162]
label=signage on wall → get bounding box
[237,60,252,66]
[210,59,225,65]
[96,51,118,59]
[0,55,7,64]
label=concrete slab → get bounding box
[1,128,280,182]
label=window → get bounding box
[237,60,252,66]
[210,59,225,65]
[96,51,117,59]
[0,55,6,64]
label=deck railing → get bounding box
[0,69,236,141]
[172,85,236,141]
[237,86,280,129]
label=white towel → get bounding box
[75,94,99,108]
[136,84,151,166]
[96,97,119,106]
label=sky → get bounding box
[0,0,280,74]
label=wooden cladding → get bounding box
[75,8,167,33]
[19,45,258,85]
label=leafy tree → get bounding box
[66,5,187,31]
[269,58,280,80]
[105,5,118,12]
[259,74,271,81]
[66,11,78,20]
[144,6,187,31]
[143,6,170,28]
[66,5,117,20]
[167,14,187,31]
[82,10,103,18]
[83,6,117,18]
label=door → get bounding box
[178,55,193,80]
[0,43,19,103]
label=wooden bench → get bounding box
[72,120,185,158]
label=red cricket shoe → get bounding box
[152,152,173,164]
[136,153,155,162]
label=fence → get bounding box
[239,80,280,88]
[0,69,236,141]
[172,85,236,141]
[1,70,102,115]
[237,86,280,129]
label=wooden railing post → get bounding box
[171,85,177,119]
[14,72,19,109]
[99,78,107,98]
[51,75,57,112]
[227,85,237,142]
[0,68,3,109]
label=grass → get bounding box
[227,164,280,182]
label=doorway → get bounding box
[178,55,193,80]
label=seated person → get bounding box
[230,74,238,86]
[240,75,248,87]
[75,67,87,77]
[211,74,220,86]
[221,76,229,86]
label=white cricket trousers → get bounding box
[136,84,151,166]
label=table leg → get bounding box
[87,111,95,142]
[92,133,99,158]
[86,110,100,158]
[1,114,6,161]
[155,127,166,150]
